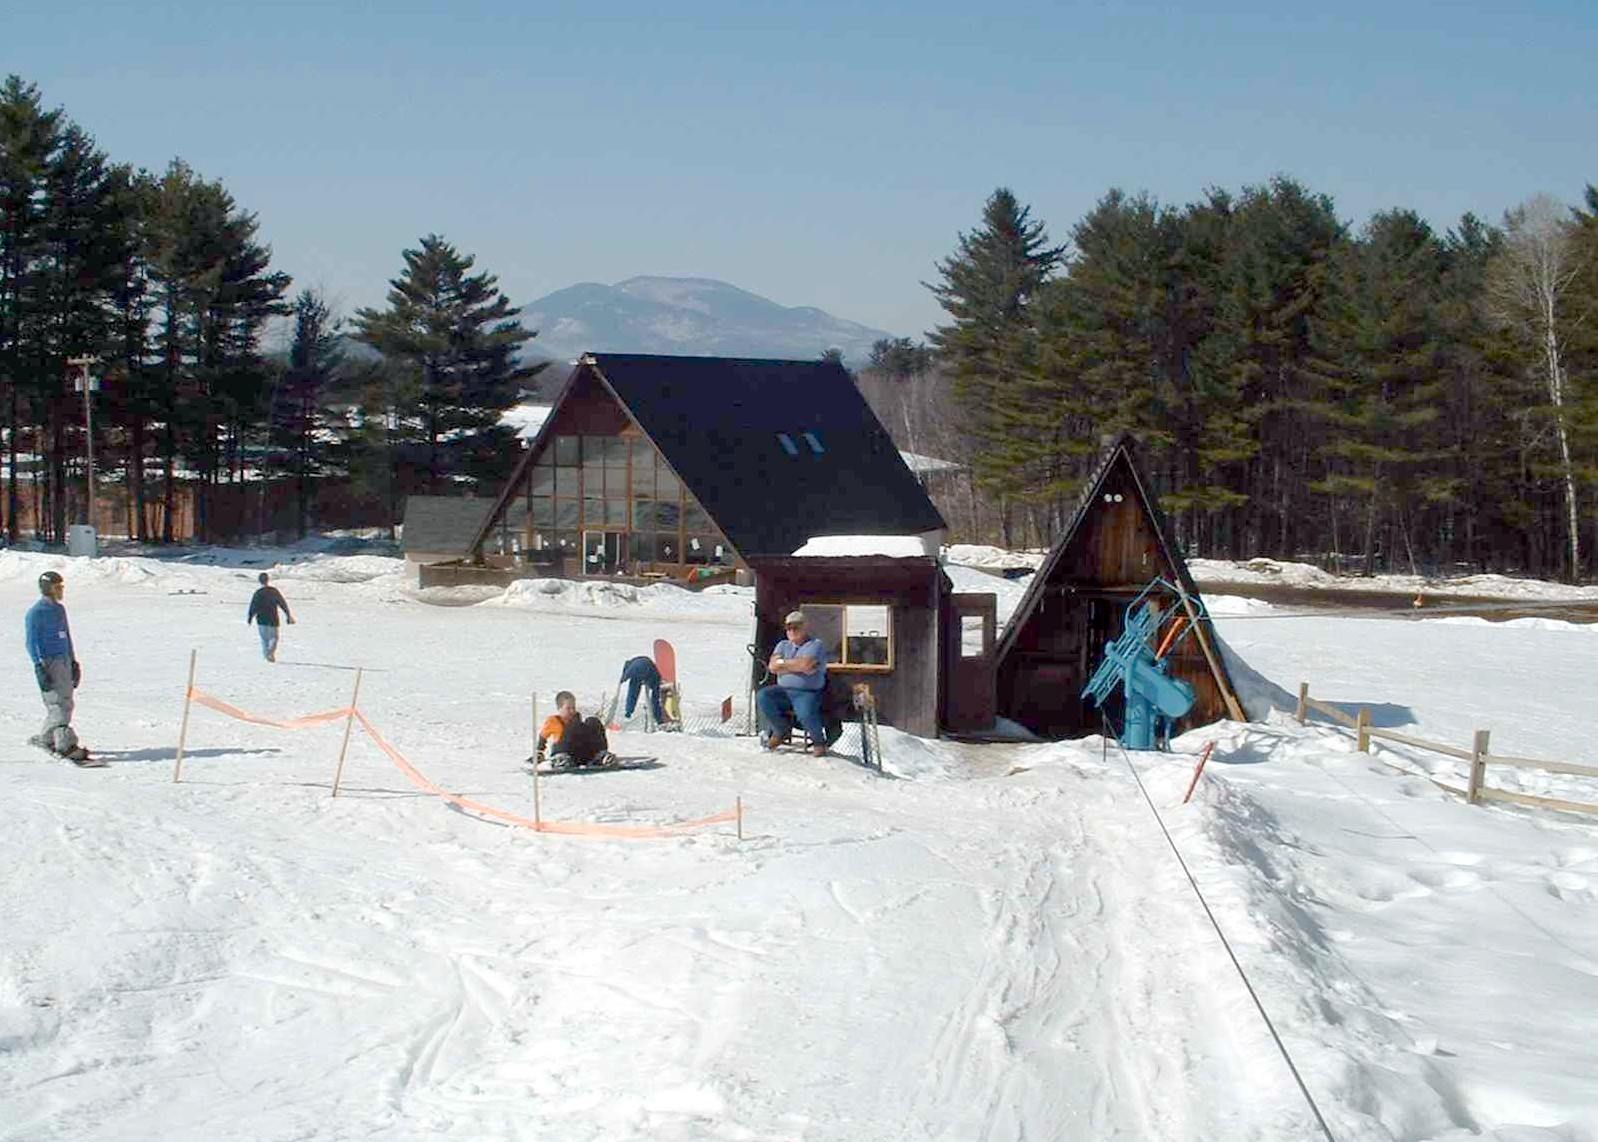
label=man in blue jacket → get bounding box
[25,570,91,763]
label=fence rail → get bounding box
[1294,682,1598,817]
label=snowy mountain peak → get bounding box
[521,275,894,365]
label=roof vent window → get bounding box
[777,432,799,456]
[802,431,825,455]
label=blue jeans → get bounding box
[757,685,826,745]
[620,658,665,722]
[257,623,279,660]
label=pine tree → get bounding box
[272,289,343,537]
[351,235,541,494]
[926,189,1064,543]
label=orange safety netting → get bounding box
[184,687,738,839]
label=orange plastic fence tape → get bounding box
[189,688,352,730]
[183,684,737,839]
[352,712,737,838]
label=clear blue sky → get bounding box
[10,0,1596,339]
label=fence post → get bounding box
[1295,682,1308,725]
[1468,729,1490,804]
[1355,707,1370,752]
[331,668,364,798]
[172,649,198,784]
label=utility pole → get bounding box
[66,356,98,529]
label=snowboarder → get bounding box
[757,610,830,757]
[617,654,674,727]
[24,570,92,764]
[533,691,618,769]
[246,572,295,662]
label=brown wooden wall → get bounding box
[750,557,944,739]
[997,456,1231,739]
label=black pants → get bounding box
[558,717,610,764]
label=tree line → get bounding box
[886,180,1598,580]
[0,76,537,544]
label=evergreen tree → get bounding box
[272,289,343,537]
[926,189,1064,542]
[351,235,541,494]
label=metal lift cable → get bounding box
[1103,716,1338,1142]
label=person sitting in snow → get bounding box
[534,690,618,769]
[756,610,830,757]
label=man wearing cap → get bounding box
[757,610,830,756]
[24,570,90,763]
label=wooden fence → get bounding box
[1295,682,1598,817]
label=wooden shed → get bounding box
[995,436,1243,739]
[747,550,997,739]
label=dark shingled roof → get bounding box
[478,354,946,559]
[401,496,496,556]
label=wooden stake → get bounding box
[172,649,197,784]
[1295,682,1309,725]
[331,668,364,797]
[736,795,743,841]
[1468,728,1490,804]
[1170,580,1247,723]
[1355,707,1371,753]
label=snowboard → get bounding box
[653,639,677,685]
[524,754,659,774]
[28,737,104,767]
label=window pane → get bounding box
[605,499,628,527]
[656,462,680,500]
[604,436,628,467]
[555,499,579,527]
[961,614,986,658]
[846,605,891,665]
[653,499,680,531]
[804,605,843,663]
[583,497,603,526]
[629,532,654,562]
[530,496,553,525]
[685,535,710,565]
[657,534,678,562]
[553,530,579,553]
[683,499,710,533]
[530,461,555,495]
[554,435,579,466]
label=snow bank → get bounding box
[942,543,1046,571]
[486,576,752,622]
[941,563,1032,629]
[1190,556,1598,602]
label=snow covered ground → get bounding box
[2,549,1595,1141]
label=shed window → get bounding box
[799,603,893,672]
[776,432,799,456]
[802,431,824,455]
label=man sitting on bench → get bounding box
[757,610,830,757]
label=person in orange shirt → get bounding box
[534,690,617,769]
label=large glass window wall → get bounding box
[520,433,736,571]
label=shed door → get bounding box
[945,592,997,732]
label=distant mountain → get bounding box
[519,276,895,366]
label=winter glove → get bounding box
[71,660,81,687]
[35,662,50,692]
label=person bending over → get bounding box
[617,654,671,726]
[756,610,829,757]
[535,690,617,769]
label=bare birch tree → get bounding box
[1488,194,1584,580]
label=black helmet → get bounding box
[38,570,63,594]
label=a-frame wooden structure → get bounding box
[995,435,1245,739]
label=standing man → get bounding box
[756,610,830,756]
[246,572,295,662]
[25,570,92,764]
